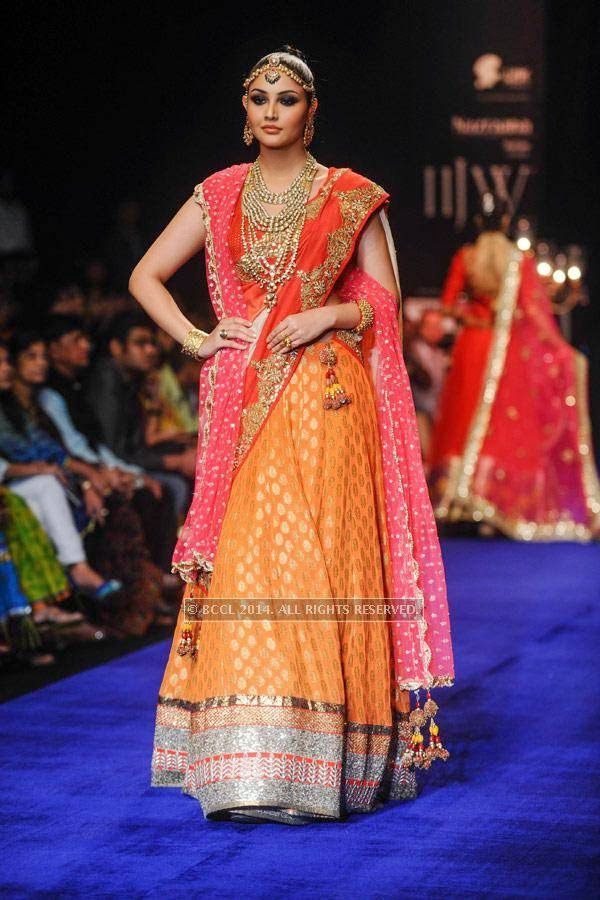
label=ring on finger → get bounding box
[283,334,293,348]
[219,328,228,339]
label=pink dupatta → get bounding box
[172,163,455,696]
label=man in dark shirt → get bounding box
[42,313,182,577]
[86,311,195,517]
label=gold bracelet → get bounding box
[181,327,210,359]
[353,298,374,335]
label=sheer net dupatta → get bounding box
[336,211,455,699]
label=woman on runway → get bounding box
[428,193,600,541]
[130,46,454,823]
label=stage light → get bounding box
[567,265,582,281]
[537,261,552,277]
[552,269,566,284]
[517,236,531,251]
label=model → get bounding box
[428,194,600,541]
[129,45,455,824]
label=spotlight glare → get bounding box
[516,237,531,251]
[552,269,566,284]
[537,261,552,277]
[567,265,582,281]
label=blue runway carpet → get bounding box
[1,539,599,898]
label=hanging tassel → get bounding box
[319,343,352,409]
[176,622,198,659]
[401,688,450,769]
[401,688,428,769]
[423,689,450,763]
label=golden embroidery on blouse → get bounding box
[304,168,347,220]
[334,328,363,360]
[297,181,388,311]
[193,182,225,319]
[233,350,299,468]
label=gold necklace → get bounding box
[241,153,318,309]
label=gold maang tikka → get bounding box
[242,53,315,94]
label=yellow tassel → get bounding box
[319,343,352,409]
[401,688,450,769]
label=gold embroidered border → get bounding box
[384,388,434,691]
[438,249,522,515]
[171,344,218,585]
[172,549,214,586]
[334,328,363,360]
[433,458,598,542]
[298,181,388,311]
[193,182,224,319]
[573,350,600,532]
[233,349,299,469]
[304,168,347,220]
[158,692,345,713]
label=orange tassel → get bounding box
[401,688,450,769]
[176,623,198,659]
[319,342,352,409]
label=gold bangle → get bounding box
[181,328,210,360]
[353,298,374,335]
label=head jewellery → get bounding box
[243,53,316,97]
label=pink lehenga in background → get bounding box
[429,240,600,540]
[151,162,455,823]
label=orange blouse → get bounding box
[227,168,335,322]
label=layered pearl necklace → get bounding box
[241,152,318,309]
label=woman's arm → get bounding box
[440,248,467,314]
[128,197,207,344]
[355,210,401,302]
[38,387,101,465]
[267,210,402,354]
[128,194,256,356]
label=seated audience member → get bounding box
[153,319,199,436]
[39,314,179,582]
[86,311,194,516]
[0,338,122,607]
[405,308,452,467]
[0,522,55,666]
[0,477,78,626]
[0,332,166,636]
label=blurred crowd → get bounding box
[0,170,217,669]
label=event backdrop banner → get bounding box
[391,0,545,293]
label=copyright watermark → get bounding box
[182,598,421,622]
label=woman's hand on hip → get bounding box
[266,307,335,354]
[199,317,257,359]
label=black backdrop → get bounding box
[4,2,599,349]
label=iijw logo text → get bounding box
[422,157,533,230]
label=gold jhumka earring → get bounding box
[303,98,317,147]
[243,117,254,146]
[303,116,315,147]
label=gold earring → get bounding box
[303,116,315,147]
[243,117,254,146]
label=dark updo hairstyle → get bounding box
[246,44,316,105]
[1,330,65,441]
[475,192,511,233]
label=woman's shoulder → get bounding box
[331,166,389,198]
[198,163,251,189]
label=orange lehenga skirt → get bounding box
[151,335,418,823]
